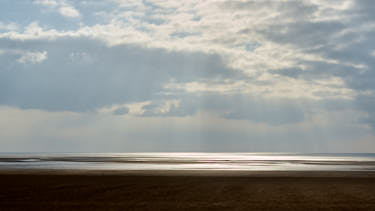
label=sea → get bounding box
[1,152,375,171]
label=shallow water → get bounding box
[1,152,375,171]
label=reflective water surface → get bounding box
[1,153,375,171]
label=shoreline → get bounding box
[1,169,375,177]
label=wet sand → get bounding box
[1,170,375,210]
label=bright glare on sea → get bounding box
[1,152,375,171]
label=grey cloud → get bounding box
[272,60,357,80]
[1,36,312,126]
[356,94,375,131]
[350,0,375,21]
[1,0,374,130]
[141,99,196,117]
[235,0,375,130]
[112,107,129,115]
[140,91,356,125]
[271,68,304,78]
[299,24,375,130]
[141,94,306,125]
[222,0,316,17]
[261,21,344,47]
[170,31,201,38]
[0,37,242,112]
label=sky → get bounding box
[0,0,375,152]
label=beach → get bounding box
[3,1,375,209]
[1,170,375,210]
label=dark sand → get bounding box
[1,170,375,210]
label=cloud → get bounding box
[34,0,80,18]
[0,22,18,31]
[0,35,330,126]
[58,5,80,18]
[223,0,375,130]
[112,107,129,115]
[34,0,58,7]
[1,0,372,127]
[0,37,241,112]
[17,51,47,64]
[1,0,375,152]
[0,48,47,64]
[0,105,373,152]
[140,94,307,125]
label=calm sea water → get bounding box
[1,152,375,171]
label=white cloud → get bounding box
[34,0,58,7]
[164,76,355,100]
[17,51,48,64]
[0,22,18,31]
[69,51,93,63]
[34,0,80,18]
[0,0,375,150]
[59,5,80,18]
[0,0,368,102]
[0,47,48,64]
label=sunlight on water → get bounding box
[1,153,375,171]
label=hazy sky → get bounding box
[1,0,375,152]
